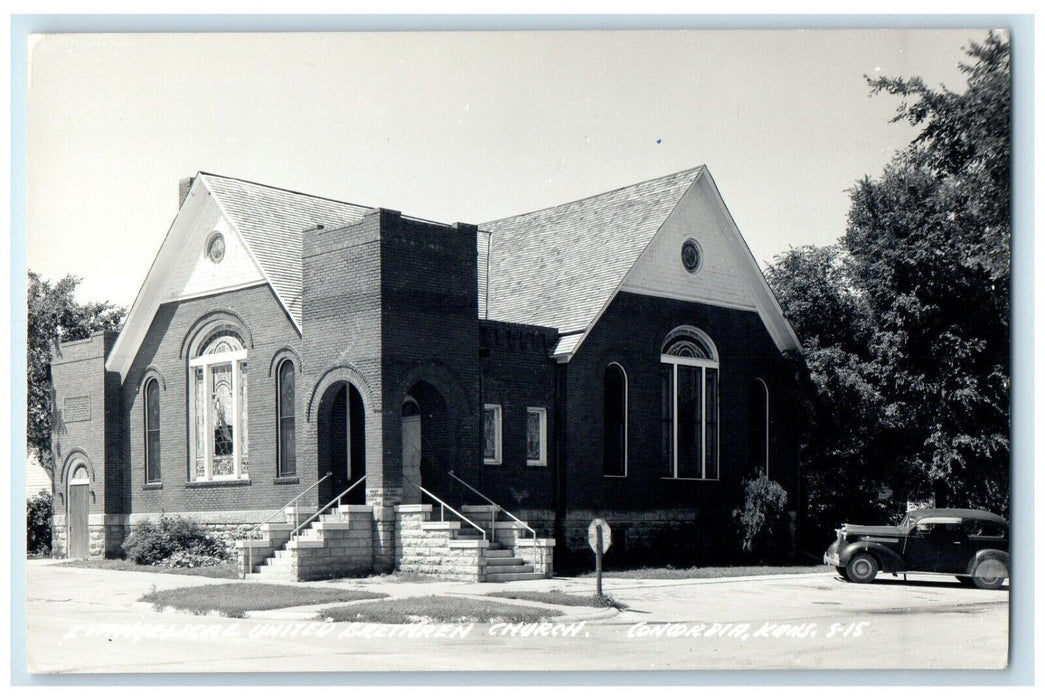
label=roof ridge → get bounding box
[479,164,705,230]
[197,171,373,211]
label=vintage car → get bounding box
[823,508,1009,590]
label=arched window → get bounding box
[661,327,719,479]
[277,359,296,477]
[603,363,627,477]
[189,332,248,480]
[144,378,161,483]
[749,379,769,476]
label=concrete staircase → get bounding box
[396,503,554,582]
[457,505,550,582]
[237,499,554,583]
[240,505,373,582]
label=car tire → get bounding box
[971,558,1008,590]
[845,553,879,584]
[835,566,850,581]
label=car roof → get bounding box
[908,508,1008,526]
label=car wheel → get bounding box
[971,558,1008,590]
[845,553,879,584]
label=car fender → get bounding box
[963,549,1009,576]
[839,541,906,573]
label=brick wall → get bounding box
[379,214,481,502]
[50,332,121,556]
[556,291,800,565]
[442,320,558,528]
[122,284,307,518]
[301,214,385,505]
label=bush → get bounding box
[122,515,227,566]
[27,491,53,556]
[733,473,789,559]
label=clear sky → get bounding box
[27,28,989,308]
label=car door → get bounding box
[903,518,966,573]
[960,518,1008,571]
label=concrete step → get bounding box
[484,563,531,574]
[460,504,500,515]
[484,571,546,583]
[484,548,515,559]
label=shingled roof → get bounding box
[479,166,705,334]
[200,173,372,323]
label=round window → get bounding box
[206,233,226,264]
[681,238,702,273]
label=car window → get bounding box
[963,520,1006,538]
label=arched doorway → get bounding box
[402,381,451,502]
[317,381,366,505]
[67,464,90,559]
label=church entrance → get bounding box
[317,381,366,506]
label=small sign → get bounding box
[63,396,91,423]
[588,518,611,554]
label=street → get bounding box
[25,560,1009,673]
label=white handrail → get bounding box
[244,472,332,578]
[405,478,487,541]
[447,470,538,556]
[290,475,368,538]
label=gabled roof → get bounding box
[108,166,799,379]
[479,166,800,359]
[200,173,372,322]
[106,173,372,379]
[479,166,705,334]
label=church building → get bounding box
[49,166,801,580]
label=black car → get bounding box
[824,508,1009,590]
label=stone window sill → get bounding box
[273,476,300,485]
[186,478,251,488]
[143,482,163,490]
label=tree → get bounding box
[768,33,1011,540]
[27,272,124,476]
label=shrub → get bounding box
[27,491,53,556]
[122,515,228,566]
[733,473,789,559]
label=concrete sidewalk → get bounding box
[27,558,1009,672]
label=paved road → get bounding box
[25,560,1009,673]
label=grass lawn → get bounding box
[582,564,832,580]
[141,583,387,617]
[319,595,558,624]
[485,589,626,609]
[56,558,239,579]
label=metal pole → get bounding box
[595,527,604,597]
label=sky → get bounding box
[26,28,990,308]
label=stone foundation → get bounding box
[394,505,485,581]
[52,514,127,559]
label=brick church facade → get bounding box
[49,166,802,579]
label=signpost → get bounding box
[588,518,611,597]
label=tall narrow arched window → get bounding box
[144,378,161,483]
[603,363,627,477]
[189,331,248,481]
[277,359,296,477]
[660,326,719,480]
[749,379,769,476]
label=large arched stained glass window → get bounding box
[189,332,248,480]
[660,327,719,480]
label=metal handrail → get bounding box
[448,470,538,556]
[244,472,332,577]
[290,475,368,538]
[404,477,487,541]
